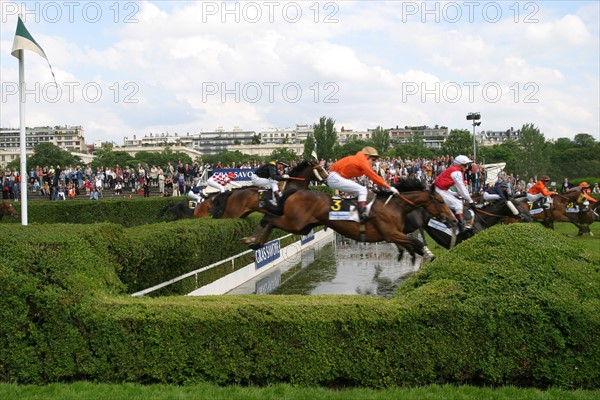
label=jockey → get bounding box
[187,177,207,203]
[433,155,476,233]
[483,180,509,202]
[326,146,399,222]
[251,159,290,206]
[527,175,556,207]
[207,171,242,193]
[579,182,597,203]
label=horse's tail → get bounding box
[211,191,234,219]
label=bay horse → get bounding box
[405,198,533,250]
[208,161,329,219]
[242,179,457,264]
[0,200,18,220]
[514,187,590,232]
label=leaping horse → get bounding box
[208,160,329,219]
[405,198,533,249]
[242,179,457,264]
[514,187,593,234]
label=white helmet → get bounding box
[453,155,473,165]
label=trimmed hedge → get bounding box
[0,221,599,389]
[7,197,183,226]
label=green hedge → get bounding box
[0,221,599,389]
[8,197,184,226]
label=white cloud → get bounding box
[0,1,598,144]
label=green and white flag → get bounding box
[11,16,56,83]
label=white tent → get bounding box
[482,163,506,186]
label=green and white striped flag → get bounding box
[11,16,56,83]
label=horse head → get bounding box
[1,201,18,220]
[389,179,456,226]
[288,160,328,184]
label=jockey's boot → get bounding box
[357,201,368,224]
[269,197,278,207]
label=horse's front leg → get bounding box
[242,217,274,249]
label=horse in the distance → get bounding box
[210,160,329,219]
[405,198,533,249]
[0,200,18,221]
[514,187,592,234]
[242,179,457,264]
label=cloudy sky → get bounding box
[1,1,598,145]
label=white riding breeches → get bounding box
[483,192,501,201]
[435,186,464,215]
[207,177,226,193]
[251,174,279,192]
[326,171,368,202]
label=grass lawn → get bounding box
[0,382,598,400]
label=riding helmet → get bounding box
[579,181,590,188]
[227,172,236,179]
[362,146,380,157]
[277,159,289,167]
[541,175,550,181]
[453,155,473,165]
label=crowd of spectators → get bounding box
[0,154,571,202]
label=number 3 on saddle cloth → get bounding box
[328,196,374,223]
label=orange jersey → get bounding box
[528,180,553,197]
[329,151,389,188]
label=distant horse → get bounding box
[405,198,533,250]
[157,201,195,221]
[209,160,329,219]
[564,191,596,236]
[242,179,457,264]
[0,200,18,221]
[514,187,591,233]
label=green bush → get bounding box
[0,221,598,389]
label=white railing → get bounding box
[130,233,294,297]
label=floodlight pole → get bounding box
[466,112,481,162]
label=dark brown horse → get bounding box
[242,179,457,263]
[514,187,590,232]
[405,198,533,250]
[208,161,329,219]
[0,200,18,220]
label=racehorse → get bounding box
[514,187,591,232]
[0,200,18,221]
[405,198,533,250]
[209,160,329,219]
[157,201,195,221]
[242,179,457,264]
[564,191,596,236]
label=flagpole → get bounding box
[18,49,28,226]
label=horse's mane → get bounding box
[211,191,234,218]
[288,160,311,177]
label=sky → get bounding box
[1,0,599,145]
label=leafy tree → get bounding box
[441,129,472,156]
[513,123,549,179]
[27,142,82,168]
[270,148,298,162]
[91,148,134,169]
[135,151,165,168]
[336,139,370,158]
[313,116,338,162]
[370,126,390,153]
[303,134,316,160]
